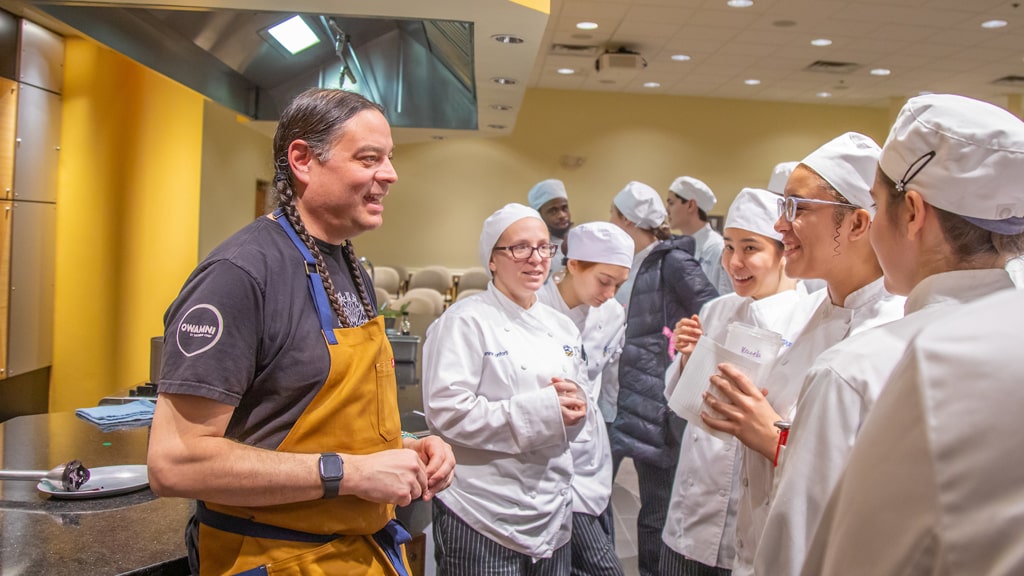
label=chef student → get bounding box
[800,290,1024,574]
[609,180,719,576]
[700,132,906,576]
[756,93,1024,576]
[660,187,818,576]
[422,203,588,576]
[537,221,634,576]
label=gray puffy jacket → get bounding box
[611,235,719,468]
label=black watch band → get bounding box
[318,453,344,499]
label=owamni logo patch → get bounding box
[177,304,224,357]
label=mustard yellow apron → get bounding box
[191,212,409,576]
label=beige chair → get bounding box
[374,286,391,310]
[408,266,453,295]
[457,267,491,293]
[393,288,446,316]
[374,266,402,297]
[455,288,484,302]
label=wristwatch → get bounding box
[318,453,344,499]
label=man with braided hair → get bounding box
[148,88,456,575]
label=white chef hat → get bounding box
[800,132,881,216]
[527,179,568,211]
[879,93,1024,234]
[725,187,784,242]
[669,176,717,212]
[567,221,635,269]
[614,181,667,229]
[478,203,544,268]
[767,161,799,195]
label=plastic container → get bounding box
[724,322,783,363]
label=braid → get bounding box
[342,241,376,319]
[276,176,351,328]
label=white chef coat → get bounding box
[615,241,657,308]
[693,224,733,295]
[732,277,905,576]
[538,281,625,516]
[1006,254,1024,288]
[801,288,1024,576]
[422,282,587,559]
[755,268,1015,576]
[661,284,816,569]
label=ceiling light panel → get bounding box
[266,15,320,55]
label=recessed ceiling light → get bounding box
[557,68,575,75]
[981,19,1008,29]
[643,82,661,88]
[267,15,320,55]
[671,54,692,62]
[744,78,761,86]
[870,68,892,76]
[490,104,513,111]
[487,124,507,130]
[727,0,754,7]
[576,21,599,30]
[491,77,518,85]
[491,34,524,44]
[817,91,832,98]
[810,38,832,47]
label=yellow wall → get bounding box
[50,39,204,411]
[198,101,273,259]
[356,88,890,270]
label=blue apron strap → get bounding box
[232,566,269,576]
[195,500,340,544]
[272,209,339,345]
[372,519,413,576]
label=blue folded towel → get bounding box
[76,399,156,429]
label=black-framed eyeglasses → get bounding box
[493,243,559,261]
[777,196,859,222]
[896,150,936,193]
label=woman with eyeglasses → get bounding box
[422,203,588,576]
[608,181,719,576]
[699,132,906,576]
[536,221,635,576]
[659,187,819,576]
[756,95,1024,576]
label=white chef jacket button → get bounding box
[693,435,699,442]
[504,326,511,332]
[781,358,789,366]
[561,488,568,496]
[521,365,527,370]
[718,490,727,497]
[689,480,695,487]
[547,332,553,337]
[738,539,744,549]
[529,491,537,499]
[742,477,749,487]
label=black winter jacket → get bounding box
[611,235,719,468]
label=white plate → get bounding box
[37,464,149,499]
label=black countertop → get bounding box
[0,412,191,575]
[0,409,433,575]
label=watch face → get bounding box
[320,455,343,479]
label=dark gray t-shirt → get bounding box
[159,216,376,449]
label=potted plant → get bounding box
[378,301,409,333]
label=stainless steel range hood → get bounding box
[7,0,549,141]
[37,6,478,129]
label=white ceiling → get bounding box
[529,0,1024,107]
